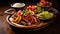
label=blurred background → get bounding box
[0,0,60,11]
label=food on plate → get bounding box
[37,0,51,7]
[27,5,43,14]
[21,9,29,15]
[9,10,22,23]
[9,5,54,26]
[27,5,37,11]
[9,14,22,23]
[38,11,53,20]
[9,9,40,26]
[21,10,40,25]
[34,6,43,14]
[21,9,36,16]
[21,15,40,25]
[16,10,22,16]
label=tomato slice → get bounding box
[27,5,36,11]
[31,6,35,11]
[16,10,21,16]
[40,2,44,6]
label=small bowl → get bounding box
[39,13,54,20]
[37,2,52,11]
[37,1,52,7]
[11,3,25,11]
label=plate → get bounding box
[39,13,54,20]
[6,7,58,31]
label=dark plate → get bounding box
[6,7,58,31]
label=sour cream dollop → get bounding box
[11,3,25,8]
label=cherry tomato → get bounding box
[41,0,45,2]
[31,6,37,11]
[40,2,44,6]
[16,10,21,16]
[27,5,36,11]
[27,7,29,9]
[29,5,32,8]
[31,6,35,11]
[27,5,32,10]
[32,6,35,8]
[45,2,49,6]
[17,12,21,16]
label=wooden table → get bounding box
[0,5,60,34]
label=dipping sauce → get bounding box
[11,3,25,8]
